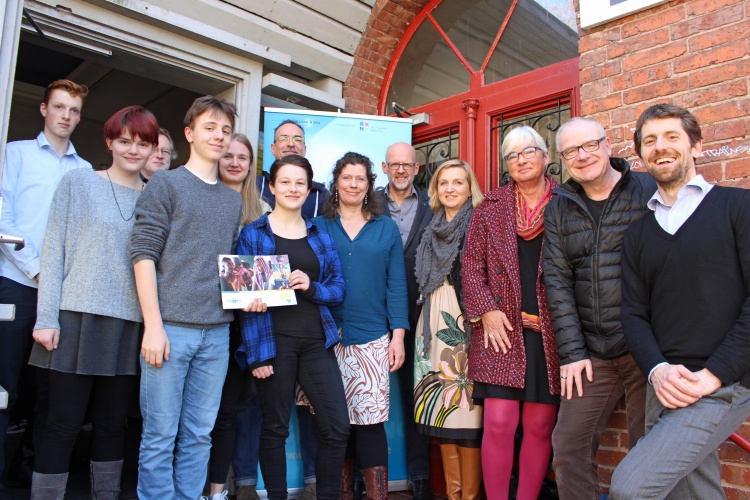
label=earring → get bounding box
[334,190,339,205]
[364,193,368,205]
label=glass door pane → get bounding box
[413,126,460,190]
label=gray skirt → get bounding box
[29,310,142,376]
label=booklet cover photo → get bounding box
[218,254,297,309]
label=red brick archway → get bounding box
[344,0,430,114]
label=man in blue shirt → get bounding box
[0,79,91,491]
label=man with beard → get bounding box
[610,104,750,498]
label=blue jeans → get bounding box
[233,393,262,487]
[137,324,229,499]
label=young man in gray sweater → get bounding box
[130,96,242,499]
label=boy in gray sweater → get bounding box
[130,96,242,499]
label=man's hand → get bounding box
[252,366,274,379]
[686,368,722,397]
[650,364,701,409]
[389,329,406,372]
[481,310,513,354]
[33,328,59,351]
[243,298,268,312]
[141,326,170,368]
[560,359,593,399]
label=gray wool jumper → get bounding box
[34,168,142,331]
[130,166,242,329]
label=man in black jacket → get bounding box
[378,142,433,499]
[542,117,655,499]
[610,104,750,498]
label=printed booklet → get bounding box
[218,254,297,309]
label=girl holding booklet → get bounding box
[236,154,349,500]
[28,106,159,497]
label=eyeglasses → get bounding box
[276,135,304,144]
[504,147,542,164]
[156,148,173,157]
[386,162,417,171]
[560,137,606,160]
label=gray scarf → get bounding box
[414,200,473,354]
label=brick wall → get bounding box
[579,0,750,495]
[344,0,429,114]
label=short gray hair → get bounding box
[501,126,547,160]
[555,117,606,152]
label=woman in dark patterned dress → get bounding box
[462,126,561,500]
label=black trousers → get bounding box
[256,333,349,500]
[34,371,137,474]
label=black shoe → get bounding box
[410,478,432,500]
[353,477,365,498]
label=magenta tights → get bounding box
[482,398,558,500]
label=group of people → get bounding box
[0,77,749,500]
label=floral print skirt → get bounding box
[414,284,483,439]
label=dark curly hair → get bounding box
[322,151,382,219]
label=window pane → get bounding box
[431,0,513,72]
[413,127,460,190]
[490,98,571,188]
[386,22,471,111]
[485,0,578,84]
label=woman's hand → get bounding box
[33,328,60,351]
[141,326,170,368]
[243,298,268,312]
[389,329,406,372]
[252,366,274,379]
[481,310,514,354]
[289,269,310,291]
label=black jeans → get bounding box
[0,278,37,485]
[256,333,349,500]
[35,371,137,474]
[209,343,255,484]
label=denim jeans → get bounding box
[137,323,229,499]
[297,405,318,484]
[233,394,263,487]
[256,333,349,500]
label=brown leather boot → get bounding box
[458,445,482,500]
[440,443,461,500]
[340,459,354,500]
[362,466,388,500]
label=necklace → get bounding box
[105,169,140,221]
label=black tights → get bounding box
[34,371,136,474]
[346,423,388,469]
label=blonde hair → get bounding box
[427,159,484,212]
[231,133,267,225]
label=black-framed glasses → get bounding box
[386,162,417,171]
[277,135,304,144]
[504,146,542,164]
[560,137,606,160]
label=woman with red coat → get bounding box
[461,125,561,500]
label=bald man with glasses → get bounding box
[375,142,433,499]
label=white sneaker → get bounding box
[201,491,229,500]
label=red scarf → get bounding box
[515,179,552,241]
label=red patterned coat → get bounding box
[462,178,561,395]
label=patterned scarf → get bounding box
[515,178,552,241]
[415,200,474,355]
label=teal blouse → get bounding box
[313,213,409,346]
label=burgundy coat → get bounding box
[462,178,561,395]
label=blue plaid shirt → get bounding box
[235,214,345,370]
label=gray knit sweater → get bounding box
[35,168,143,330]
[130,166,242,329]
